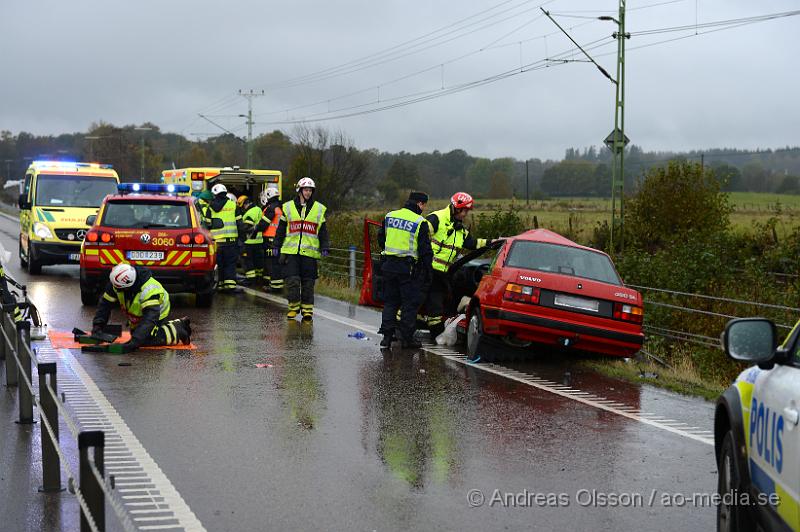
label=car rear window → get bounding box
[102,200,190,229]
[504,241,622,286]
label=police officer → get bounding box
[260,187,284,292]
[204,183,243,292]
[91,264,191,351]
[274,177,329,321]
[423,192,490,338]
[237,195,269,286]
[377,191,433,349]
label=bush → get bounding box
[471,205,526,239]
[625,161,732,251]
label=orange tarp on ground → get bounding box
[47,330,196,350]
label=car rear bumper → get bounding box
[31,241,82,265]
[482,306,644,357]
[81,267,215,294]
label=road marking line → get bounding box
[243,286,714,447]
[46,346,207,531]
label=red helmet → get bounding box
[450,192,474,210]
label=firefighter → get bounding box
[237,195,269,286]
[423,192,490,338]
[91,264,190,351]
[274,177,329,321]
[204,183,243,292]
[377,191,432,349]
[194,189,213,221]
[260,187,284,292]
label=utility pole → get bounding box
[525,159,530,206]
[239,89,265,168]
[542,5,629,252]
[134,127,153,181]
[3,159,12,186]
[604,1,629,253]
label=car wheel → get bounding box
[19,241,28,268]
[467,306,495,362]
[196,292,213,308]
[27,255,42,275]
[717,430,753,532]
[80,287,97,306]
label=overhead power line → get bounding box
[252,8,800,127]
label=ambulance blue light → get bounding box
[117,183,190,194]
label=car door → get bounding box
[751,345,800,526]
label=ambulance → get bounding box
[18,161,120,274]
[161,166,282,204]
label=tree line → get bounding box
[1,123,799,211]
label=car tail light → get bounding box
[100,232,113,243]
[86,231,99,242]
[193,233,206,245]
[179,234,191,245]
[613,303,643,324]
[503,283,540,304]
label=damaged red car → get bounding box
[462,229,644,361]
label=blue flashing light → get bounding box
[117,183,190,194]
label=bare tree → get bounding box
[290,124,369,211]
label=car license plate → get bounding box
[127,251,165,261]
[554,294,600,312]
[68,253,80,262]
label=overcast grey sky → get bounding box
[1,0,798,160]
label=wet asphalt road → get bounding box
[0,213,720,531]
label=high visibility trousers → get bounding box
[136,318,191,346]
[422,270,448,337]
[286,276,316,318]
[217,244,239,290]
[243,243,265,280]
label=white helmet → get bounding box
[226,193,237,203]
[260,187,279,206]
[211,183,227,195]
[110,263,136,289]
[295,177,315,192]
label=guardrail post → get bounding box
[4,312,17,387]
[349,246,356,290]
[16,320,34,424]
[79,430,105,532]
[38,362,63,492]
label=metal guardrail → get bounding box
[0,281,134,532]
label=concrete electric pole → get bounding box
[238,89,265,169]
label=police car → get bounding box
[715,317,800,531]
[80,183,217,307]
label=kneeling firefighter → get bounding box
[92,264,190,351]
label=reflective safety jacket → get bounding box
[242,205,266,245]
[278,200,327,259]
[206,196,240,243]
[382,208,425,260]
[92,268,171,346]
[427,206,486,273]
[263,204,282,239]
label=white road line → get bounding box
[51,347,207,531]
[243,287,715,447]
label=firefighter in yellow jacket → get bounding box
[273,177,329,321]
[423,192,492,337]
[91,264,191,351]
